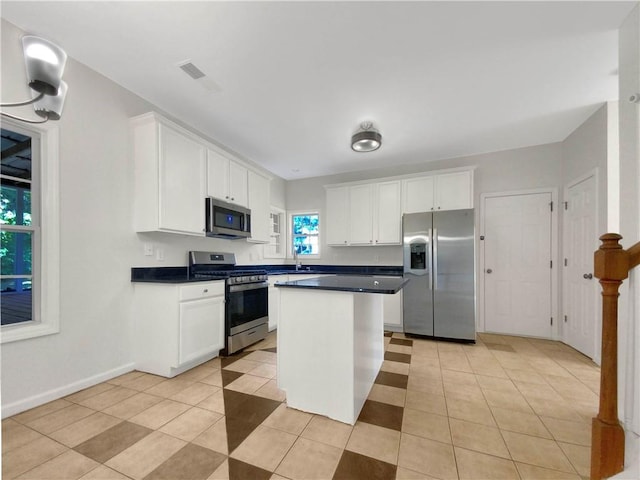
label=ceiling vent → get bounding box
[178,61,206,80]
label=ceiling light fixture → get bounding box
[0,36,68,124]
[351,121,382,152]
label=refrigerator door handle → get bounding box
[432,228,438,290]
[428,228,433,290]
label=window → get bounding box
[290,212,320,256]
[264,207,285,259]
[1,121,59,343]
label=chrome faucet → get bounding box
[293,249,302,271]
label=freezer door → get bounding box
[402,213,434,336]
[433,209,475,341]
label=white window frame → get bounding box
[1,119,60,343]
[288,210,321,259]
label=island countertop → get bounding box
[275,274,408,294]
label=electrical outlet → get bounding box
[156,248,164,261]
[143,243,154,256]
[374,255,380,263]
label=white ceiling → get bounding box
[1,1,636,180]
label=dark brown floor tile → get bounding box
[357,400,404,431]
[261,347,277,353]
[225,416,261,454]
[485,343,515,352]
[389,338,413,347]
[221,370,244,387]
[384,351,411,364]
[74,421,152,463]
[144,443,226,480]
[228,457,272,480]
[384,332,393,337]
[375,371,409,389]
[333,450,397,480]
[223,390,281,424]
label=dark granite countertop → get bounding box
[131,267,223,284]
[275,275,408,294]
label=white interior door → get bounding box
[483,193,553,337]
[563,175,597,358]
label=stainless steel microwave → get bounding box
[205,198,251,239]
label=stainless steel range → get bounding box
[189,251,268,355]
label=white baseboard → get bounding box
[1,362,136,419]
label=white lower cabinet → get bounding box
[133,281,225,377]
[383,288,404,332]
[268,275,287,331]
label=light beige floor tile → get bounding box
[438,355,473,373]
[11,399,73,425]
[410,341,439,358]
[207,459,229,480]
[275,437,342,479]
[262,403,313,435]
[200,370,224,388]
[101,392,163,420]
[118,373,165,392]
[405,390,447,416]
[398,432,457,479]
[409,363,443,380]
[558,442,590,477]
[395,466,441,479]
[15,449,98,480]
[222,359,262,373]
[105,431,186,479]
[65,384,117,404]
[2,419,44,453]
[225,374,270,394]
[243,350,278,365]
[483,388,534,414]
[381,360,411,375]
[300,415,353,449]
[159,406,222,441]
[169,382,220,405]
[248,363,278,379]
[192,417,228,455]
[540,416,591,446]
[442,369,477,386]
[49,412,122,447]
[407,373,445,396]
[129,399,191,430]
[388,344,413,355]
[505,368,548,385]
[410,355,440,371]
[527,398,584,422]
[470,365,510,379]
[345,421,401,465]
[476,375,518,393]
[230,425,297,472]
[515,462,581,480]
[449,418,510,459]
[25,404,95,435]
[197,390,226,414]
[514,381,565,402]
[78,464,132,479]
[143,378,194,398]
[253,379,287,402]
[501,430,576,474]
[454,446,520,480]
[443,382,486,404]
[491,406,552,439]
[77,387,138,411]
[270,475,289,480]
[2,436,67,480]
[367,383,406,407]
[402,408,451,444]
[202,357,222,369]
[176,364,218,383]
[107,371,145,386]
[446,397,495,427]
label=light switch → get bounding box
[143,243,154,256]
[156,248,164,261]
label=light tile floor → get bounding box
[2,332,598,479]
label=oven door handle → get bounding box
[229,281,269,293]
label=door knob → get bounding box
[486,269,492,274]
[583,273,593,279]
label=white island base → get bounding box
[277,288,384,425]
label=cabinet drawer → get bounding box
[179,281,225,301]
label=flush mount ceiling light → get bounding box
[0,36,69,124]
[351,121,382,152]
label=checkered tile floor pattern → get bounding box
[3,331,598,479]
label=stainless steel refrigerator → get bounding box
[402,209,475,342]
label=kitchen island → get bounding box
[275,275,408,424]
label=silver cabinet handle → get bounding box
[203,289,209,293]
[486,268,493,274]
[583,273,593,279]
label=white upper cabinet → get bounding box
[325,186,349,245]
[247,170,271,244]
[349,184,374,245]
[402,170,473,212]
[132,113,206,236]
[374,181,402,245]
[206,149,249,207]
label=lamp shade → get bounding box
[34,81,67,120]
[22,35,67,96]
[351,129,382,152]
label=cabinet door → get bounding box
[268,285,280,332]
[349,184,374,245]
[402,176,435,213]
[375,181,401,245]
[159,125,206,234]
[325,186,349,245]
[177,296,225,366]
[435,171,472,210]
[247,171,271,243]
[207,149,230,200]
[229,161,248,207]
[383,290,403,329]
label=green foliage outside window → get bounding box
[292,214,319,255]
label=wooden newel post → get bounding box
[591,233,627,480]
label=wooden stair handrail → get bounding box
[591,233,640,480]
